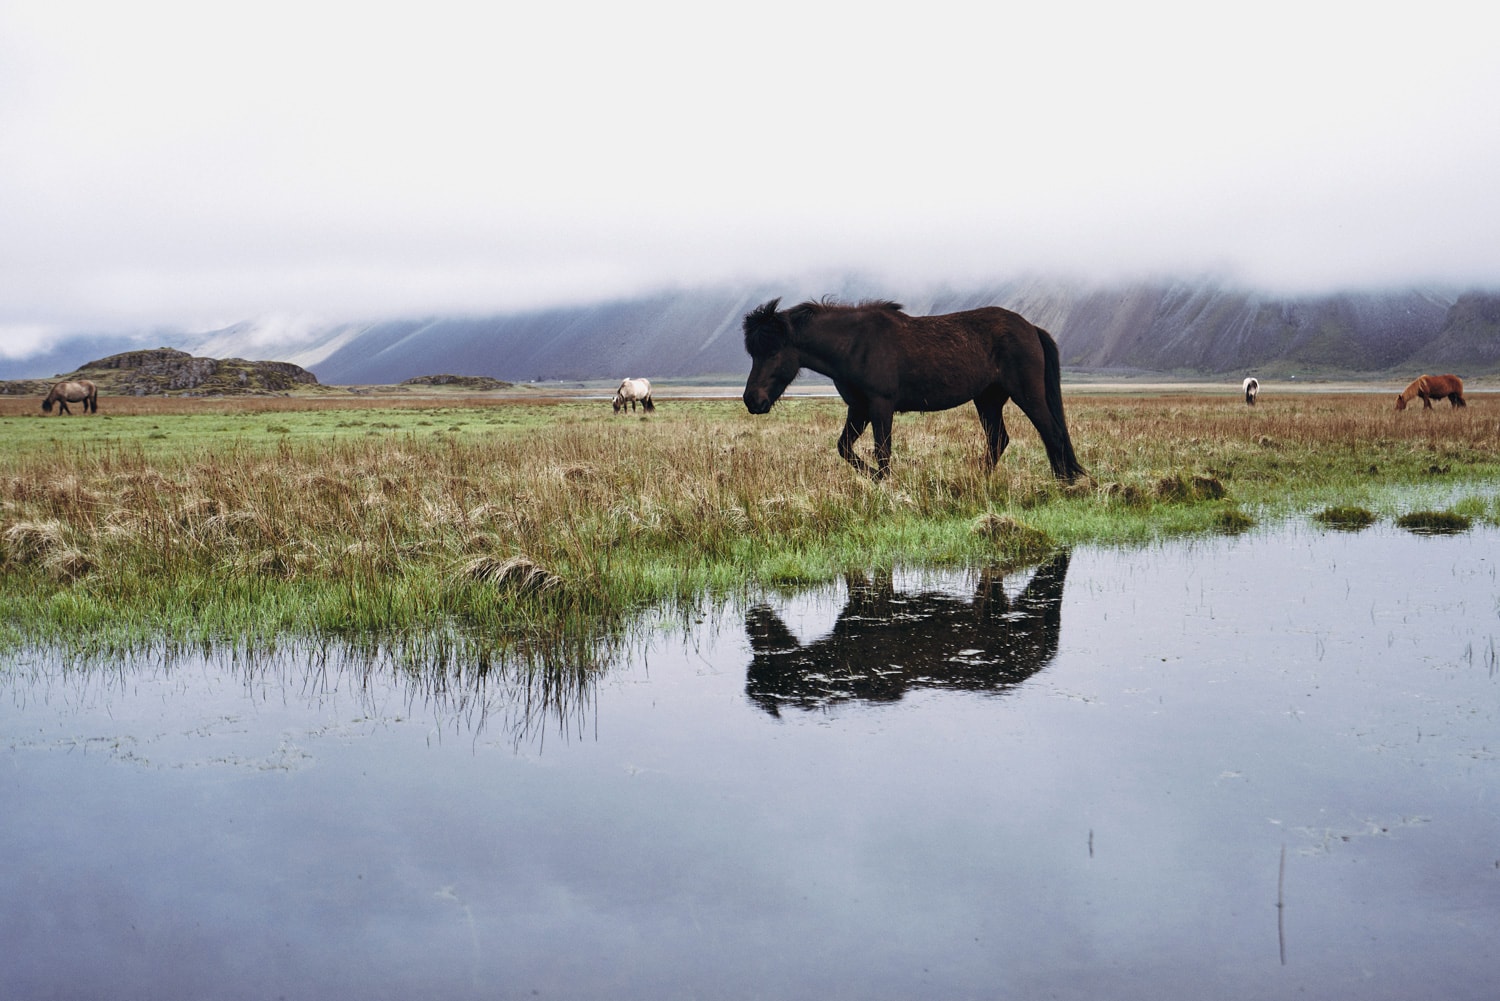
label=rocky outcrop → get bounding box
[72,348,319,395]
[400,374,514,389]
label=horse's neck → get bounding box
[793,316,870,377]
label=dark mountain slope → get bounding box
[10,279,1495,388]
[1403,292,1500,371]
[311,289,764,384]
[307,280,1489,385]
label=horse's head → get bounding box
[1395,393,1407,411]
[41,398,53,413]
[742,298,800,414]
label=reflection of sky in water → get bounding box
[2,524,1498,1000]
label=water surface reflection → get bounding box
[746,552,1068,714]
[4,526,1499,1001]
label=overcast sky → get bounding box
[3,0,1498,357]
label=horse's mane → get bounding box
[788,297,906,320]
[745,297,907,355]
[786,297,900,328]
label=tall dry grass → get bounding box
[1,392,1496,654]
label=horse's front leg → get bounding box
[837,410,876,478]
[870,405,895,481]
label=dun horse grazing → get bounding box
[41,379,98,415]
[1243,377,1259,405]
[742,298,1085,481]
[1395,374,1466,411]
[612,378,655,413]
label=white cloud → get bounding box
[2,0,1498,345]
[0,325,57,360]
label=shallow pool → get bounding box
[4,522,1498,1000]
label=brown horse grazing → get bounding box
[742,298,1086,481]
[41,379,98,415]
[1395,374,1466,411]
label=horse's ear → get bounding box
[744,298,790,354]
[747,297,780,321]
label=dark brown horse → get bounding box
[742,298,1085,481]
[42,379,98,415]
[1395,374,1466,411]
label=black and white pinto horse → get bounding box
[1243,377,1259,406]
[612,378,655,413]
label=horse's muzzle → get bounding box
[743,390,773,415]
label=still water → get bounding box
[3,524,1498,1000]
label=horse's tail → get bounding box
[643,393,655,412]
[87,383,98,414]
[1037,327,1084,479]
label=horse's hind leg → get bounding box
[1010,380,1077,481]
[974,388,1010,468]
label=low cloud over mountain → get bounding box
[5,278,1497,385]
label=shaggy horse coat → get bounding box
[742,298,1085,481]
[42,380,98,415]
[1396,374,1465,410]
[612,378,654,413]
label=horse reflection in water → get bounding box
[744,551,1069,716]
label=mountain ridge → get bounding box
[3,278,1496,385]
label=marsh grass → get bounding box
[1395,510,1474,535]
[2,391,1497,657]
[1314,505,1378,531]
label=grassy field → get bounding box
[2,389,1497,660]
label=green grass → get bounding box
[2,392,1497,661]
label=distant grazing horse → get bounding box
[612,378,655,413]
[41,379,98,415]
[1396,374,1466,411]
[1243,377,1259,405]
[742,298,1085,481]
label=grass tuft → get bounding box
[461,554,563,594]
[1214,509,1255,534]
[970,512,1053,558]
[1314,505,1377,531]
[1395,510,1473,535]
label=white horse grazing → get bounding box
[1242,377,1259,406]
[612,378,655,413]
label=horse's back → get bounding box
[864,306,1045,409]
